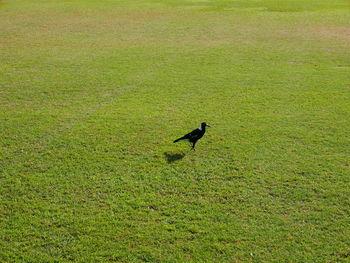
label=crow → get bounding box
[173,122,211,150]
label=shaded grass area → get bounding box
[1,0,350,262]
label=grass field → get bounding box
[1,0,350,262]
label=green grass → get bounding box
[1,0,350,262]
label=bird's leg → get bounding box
[192,142,196,151]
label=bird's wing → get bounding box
[188,129,202,139]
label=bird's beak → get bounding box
[206,124,211,127]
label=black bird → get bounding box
[173,122,211,150]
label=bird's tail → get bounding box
[173,137,185,143]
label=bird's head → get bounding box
[201,122,211,128]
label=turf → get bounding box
[1,0,350,262]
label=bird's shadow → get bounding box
[164,152,186,163]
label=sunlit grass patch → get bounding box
[149,0,350,11]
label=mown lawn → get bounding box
[1,0,350,262]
